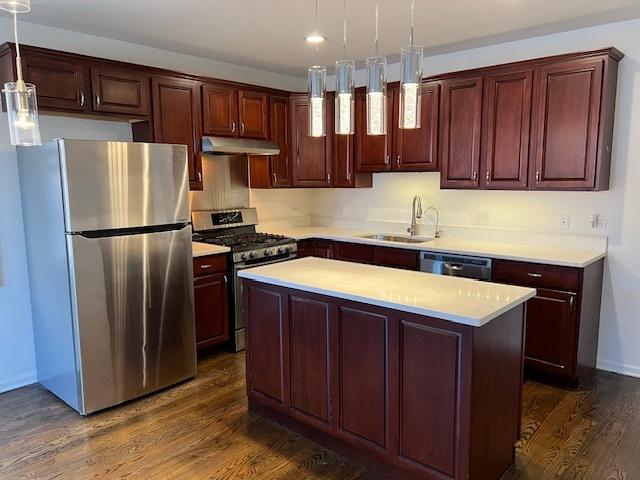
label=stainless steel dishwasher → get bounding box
[420,252,492,281]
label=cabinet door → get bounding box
[152,76,203,190]
[440,77,483,189]
[270,96,291,186]
[531,59,603,190]
[239,90,269,139]
[194,273,229,349]
[315,241,334,259]
[22,54,88,112]
[296,240,316,258]
[338,306,390,449]
[202,83,238,137]
[290,95,333,187]
[333,132,355,187]
[245,284,289,407]
[525,288,578,375]
[333,242,373,264]
[90,67,149,116]
[289,295,335,428]
[355,88,393,172]
[373,247,419,271]
[393,82,440,172]
[481,70,532,189]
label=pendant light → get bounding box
[366,0,387,136]
[1,0,41,146]
[399,0,423,129]
[307,0,326,137]
[334,0,354,135]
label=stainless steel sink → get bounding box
[358,234,433,244]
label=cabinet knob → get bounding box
[397,154,401,165]
[272,172,277,184]
[327,172,332,183]
[385,155,390,165]
[197,171,202,183]
[526,272,543,278]
[241,122,245,133]
[96,94,101,106]
[80,92,85,107]
[231,122,236,133]
[472,171,478,182]
[535,170,541,183]
[486,171,491,182]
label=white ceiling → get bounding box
[4,0,640,78]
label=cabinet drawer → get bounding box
[333,242,373,264]
[492,259,580,291]
[194,254,227,277]
[373,247,419,270]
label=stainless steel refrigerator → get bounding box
[18,139,196,415]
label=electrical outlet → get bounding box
[558,214,571,231]
[474,211,490,226]
[597,217,607,229]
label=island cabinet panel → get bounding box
[245,286,288,407]
[531,58,604,190]
[244,281,525,480]
[90,67,150,116]
[481,70,533,189]
[289,296,334,428]
[373,247,420,271]
[338,307,390,449]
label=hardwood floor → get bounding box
[1,351,639,480]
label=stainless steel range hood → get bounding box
[202,136,279,156]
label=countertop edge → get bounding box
[239,271,537,327]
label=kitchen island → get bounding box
[240,258,536,480]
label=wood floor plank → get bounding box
[0,351,639,480]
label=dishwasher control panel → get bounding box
[420,252,492,281]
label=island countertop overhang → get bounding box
[238,257,536,327]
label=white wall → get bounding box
[0,20,305,393]
[318,18,640,378]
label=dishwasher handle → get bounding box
[444,263,464,272]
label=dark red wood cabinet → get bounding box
[150,76,203,190]
[481,69,533,189]
[355,87,394,172]
[439,77,484,189]
[202,83,269,139]
[193,254,229,350]
[492,258,604,386]
[245,281,525,480]
[289,94,333,187]
[333,242,373,264]
[90,67,150,116]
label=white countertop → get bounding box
[239,257,536,327]
[264,226,606,268]
[192,241,230,258]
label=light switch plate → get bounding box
[558,214,571,231]
[474,211,491,226]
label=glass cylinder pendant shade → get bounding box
[335,60,355,135]
[3,81,41,146]
[308,65,327,137]
[399,45,423,129]
[366,56,387,136]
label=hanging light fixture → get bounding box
[334,0,354,135]
[307,0,326,137]
[399,0,423,129]
[1,0,41,146]
[366,0,387,136]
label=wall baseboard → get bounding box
[597,359,640,379]
[0,372,37,394]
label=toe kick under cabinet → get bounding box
[492,258,605,386]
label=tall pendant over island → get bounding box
[239,257,536,480]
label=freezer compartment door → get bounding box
[68,225,196,414]
[59,139,190,232]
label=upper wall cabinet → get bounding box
[355,87,394,172]
[438,48,621,191]
[90,67,150,116]
[202,83,269,139]
[481,69,533,190]
[151,76,203,190]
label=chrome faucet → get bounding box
[424,206,441,239]
[407,195,423,236]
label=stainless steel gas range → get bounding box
[192,207,297,351]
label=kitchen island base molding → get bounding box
[244,281,526,480]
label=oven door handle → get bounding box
[235,254,297,270]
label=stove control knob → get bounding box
[277,247,285,254]
[264,249,273,257]
[248,251,255,259]
[241,253,248,260]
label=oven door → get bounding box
[232,253,296,351]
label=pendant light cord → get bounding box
[342,0,347,60]
[313,0,320,65]
[13,11,23,82]
[409,0,415,47]
[374,0,380,58]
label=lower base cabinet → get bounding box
[193,255,229,349]
[244,281,525,480]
